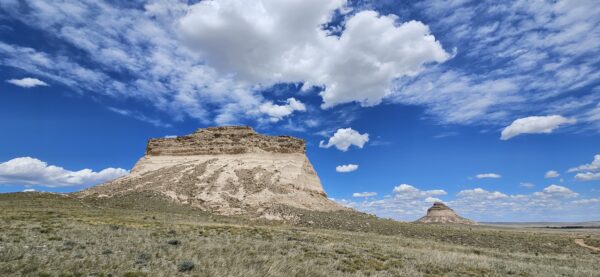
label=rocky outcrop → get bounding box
[76,126,345,217]
[415,202,476,225]
[146,126,305,156]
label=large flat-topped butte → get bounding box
[77,126,345,217]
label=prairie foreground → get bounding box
[1,193,599,277]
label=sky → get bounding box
[1,0,599,222]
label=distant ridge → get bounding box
[415,202,476,225]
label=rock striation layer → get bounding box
[415,202,476,225]
[77,126,345,217]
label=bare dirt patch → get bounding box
[575,238,600,251]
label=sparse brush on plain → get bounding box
[0,193,599,276]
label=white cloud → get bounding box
[258,98,306,122]
[500,115,576,140]
[0,157,128,188]
[333,148,597,220]
[3,0,599,133]
[573,198,600,205]
[179,0,450,108]
[569,154,600,172]
[164,135,177,139]
[393,70,519,125]
[334,184,447,220]
[391,1,600,129]
[335,183,594,221]
[475,173,501,179]
[533,184,578,198]
[352,192,376,198]
[520,182,535,188]
[457,188,508,200]
[545,170,560,178]
[319,128,369,151]
[336,164,358,173]
[0,0,449,125]
[6,77,48,88]
[23,188,36,192]
[0,2,258,125]
[574,172,600,181]
[424,196,442,203]
[392,184,447,199]
[449,185,584,221]
[569,154,600,181]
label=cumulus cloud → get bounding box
[2,0,600,133]
[352,192,376,198]
[569,154,600,172]
[545,170,560,178]
[449,185,584,221]
[319,128,369,151]
[573,198,600,205]
[336,164,358,173]
[569,154,600,181]
[392,184,447,199]
[475,173,501,179]
[258,98,306,122]
[6,77,48,88]
[335,184,447,220]
[179,0,449,108]
[533,184,578,198]
[0,0,450,125]
[457,188,508,200]
[0,157,128,188]
[574,172,600,181]
[424,196,442,203]
[340,180,596,221]
[335,183,593,221]
[500,115,576,140]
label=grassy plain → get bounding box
[1,192,599,276]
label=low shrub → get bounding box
[177,261,194,272]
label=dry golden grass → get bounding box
[1,192,599,276]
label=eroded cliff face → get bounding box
[77,126,345,217]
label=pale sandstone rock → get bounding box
[77,126,346,217]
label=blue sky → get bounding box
[1,0,599,222]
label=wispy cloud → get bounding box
[107,107,172,128]
[0,0,449,127]
[520,182,535,188]
[475,173,501,179]
[390,0,600,131]
[352,191,376,198]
